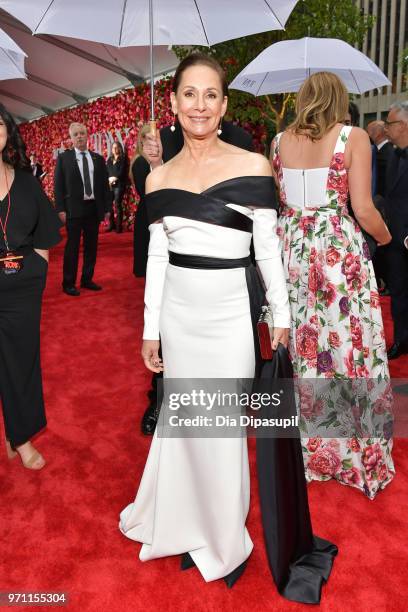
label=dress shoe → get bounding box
[224,560,247,588]
[63,286,80,296]
[387,342,408,360]
[141,403,160,435]
[6,439,45,470]
[80,281,102,291]
[180,553,195,570]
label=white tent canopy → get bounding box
[0,9,178,122]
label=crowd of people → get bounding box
[0,51,407,603]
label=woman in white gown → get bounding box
[119,53,290,587]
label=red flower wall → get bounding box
[19,77,267,228]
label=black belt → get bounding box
[168,250,264,374]
[169,251,251,269]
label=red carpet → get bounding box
[0,231,407,611]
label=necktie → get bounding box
[81,151,92,197]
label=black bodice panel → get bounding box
[145,176,278,232]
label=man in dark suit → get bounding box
[135,119,254,434]
[366,121,394,293]
[383,103,408,359]
[30,153,45,181]
[55,122,111,296]
[367,121,394,198]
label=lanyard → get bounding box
[0,166,11,252]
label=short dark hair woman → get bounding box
[106,141,128,233]
[0,103,62,469]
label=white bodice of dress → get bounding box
[282,167,330,209]
[163,204,255,258]
[143,206,290,340]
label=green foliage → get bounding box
[173,0,375,140]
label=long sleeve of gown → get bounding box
[143,222,169,340]
[253,208,290,329]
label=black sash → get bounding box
[166,251,338,604]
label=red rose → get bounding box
[324,282,337,307]
[340,467,361,485]
[331,152,345,172]
[330,216,343,239]
[299,216,316,236]
[326,247,341,267]
[296,324,318,360]
[356,364,369,378]
[329,331,341,348]
[307,437,322,452]
[362,443,383,474]
[370,291,380,308]
[308,447,342,476]
[342,253,362,285]
[344,349,355,378]
[350,315,363,351]
[309,262,325,293]
[347,437,361,452]
[309,314,318,326]
[378,462,389,481]
[309,247,318,264]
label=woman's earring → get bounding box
[217,120,223,136]
[170,115,176,132]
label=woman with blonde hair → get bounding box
[270,71,394,499]
[131,124,163,277]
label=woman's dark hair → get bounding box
[110,140,124,160]
[172,52,228,97]
[348,101,360,126]
[0,103,30,170]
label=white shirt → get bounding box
[74,147,95,200]
[377,139,389,151]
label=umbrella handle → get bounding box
[149,120,157,137]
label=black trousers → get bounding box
[0,251,47,446]
[63,208,99,287]
[109,186,124,231]
[387,243,408,344]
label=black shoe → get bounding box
[80,281,102,291]
[141,403,160,435]
[224,560,247,588]
[180,553,195,571]
[63,286,80,296]
[387,342,408,360]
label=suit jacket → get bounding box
[375,141,394,198]
[54,148,111,221]
[385,148,408,247]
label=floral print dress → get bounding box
[272,126,395,499]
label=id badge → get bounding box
[0,251,24,274]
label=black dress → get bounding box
[106,156,128,231]
[0,169,62,447]
[131,155,150,277]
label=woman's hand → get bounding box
[377,225,392,246]
[272,327,290,350]
[143,133,163,169]
[142,340,163,373]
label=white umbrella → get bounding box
[0,0,299,121]
[0,26,26,80]
[229,37,391,95]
